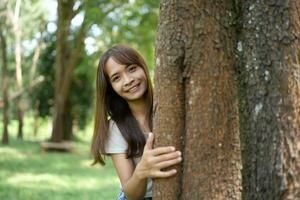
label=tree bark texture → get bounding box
[153,0,242,199]
[0,26,9,144]
[237,1,300,199]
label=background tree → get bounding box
[0,0,48,142]
[0,0,9,144]
[153,0,241,199]
[13,0,24,139]
[237,1,300,199]
[51,0,83,142]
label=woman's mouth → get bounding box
[127,83,140,93]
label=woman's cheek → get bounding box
[111,84,120,95]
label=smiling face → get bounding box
[105,57,148,102]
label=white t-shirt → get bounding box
[104,119,153,198]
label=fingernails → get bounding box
[170,146,175,151]
[173,169,177,173]
[177,151,181,156]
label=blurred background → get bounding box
[0,0,159,199]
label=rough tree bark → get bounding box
[153,0,241,199]
[237,1,300,199]
[153,0,186,198]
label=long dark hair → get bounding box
[91,44,153,165]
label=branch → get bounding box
[9,76,45,101]
[71,3,83,19]
[29,22,47,86]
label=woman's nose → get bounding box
[124,74,134,86]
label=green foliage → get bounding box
[86,0,159,68]
[31,32,95,130]
[30,33,55,118]
[2,0,160,131]
[70,51,96,130]
[20,0,48,39]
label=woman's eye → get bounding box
[129,65,137,72]
[112,76,120,82]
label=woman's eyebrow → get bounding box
[125,64,133,68]
[110,72,118,79]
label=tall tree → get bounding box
[153,0,241,199]
[0,1,9,144]
[51,0,120,141]
[51,0,85,142]
[237,1,300,199]
[12,0,24,139]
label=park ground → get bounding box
[0,116,120,200]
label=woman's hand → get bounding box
[135,132,182,180]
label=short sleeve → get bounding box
[104,120,128,154]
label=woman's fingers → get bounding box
[151,146,176,156]
[155,156,182,169]
[153,169,177,178]
[153,151,181,163]
[144,132,154,150]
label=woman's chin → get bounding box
[124,92,146,102]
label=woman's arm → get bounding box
[112,153,147,200]
[111,133,182,200]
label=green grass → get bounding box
[0,117,120,200]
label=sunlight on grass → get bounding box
[0,147,26,160]
[80,159,94,167]
[7,173,69,187]
[5,172,119,190]
[0,116,120,200]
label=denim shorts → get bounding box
[117,190,152,200]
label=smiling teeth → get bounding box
[129,86,137,92]
[129,84,139,92]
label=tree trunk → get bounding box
[51,0,73,142]
[17,102,24,138]
[13,0,24,139]
[153,0,185,198]
[33,100,40,137]
[63,97,73,140]
[237,1,300,199]
[51,0,85,142]
[0,25,9,144]
[153,0,242,199]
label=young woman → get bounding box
[91,44,182,200]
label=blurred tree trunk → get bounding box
[0,24,9,144]
[153,0,241,199]
[237,1,300,199]
[63,97,73,140]
[33,100,40,137]
[12,0,24,139]
[51,0,85,142]
[29,25,45,138]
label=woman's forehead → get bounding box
[105,57,128,76]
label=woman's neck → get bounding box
[127,98,149,132]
